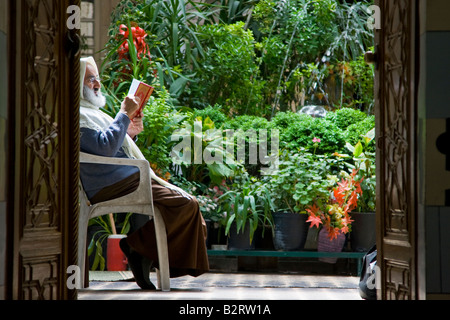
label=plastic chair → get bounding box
[78,152,170,291]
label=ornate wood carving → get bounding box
[9,0,80,300]
[375,0,422,300]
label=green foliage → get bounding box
[100,1,378,239]
[100,20,158,112]
[219,169,274,243]
[345,50,375,112]
[205,0,257,25]
[222,115,272,176]
[88,213,132,271]
[253,0,374,113]
[169,115,237,185]
[264,149,344,213]
[187,22,265,115]
[325,107,368,130]
[279,114,345,154]
[136,88,185,174]
[193,105,228,129]
[268,111,308,130]
[339,128,376,212]
[105,0,215,104]
[343,115,376,152]
[223,115,270,131]
[105,0,375,116]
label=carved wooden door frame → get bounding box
[374,0,425,300]
[7,0,80,299]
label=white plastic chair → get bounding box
[78,152,170,291]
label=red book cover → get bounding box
[128,79,154,114]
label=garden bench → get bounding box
[207,250,366,276]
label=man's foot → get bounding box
[119,238,156,290]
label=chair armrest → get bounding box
[79,152,154,209]
[80,151,149,170]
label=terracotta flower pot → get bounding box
[107,235,128,271]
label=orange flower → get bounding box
[333,188,346,206]
[326,226,341,240]
[341,214,353,228]
[306,169,364,241]
[347,191,359,211]
[306,204,323,229]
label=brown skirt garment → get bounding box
[89,172,140,204]
[90,174,209,278]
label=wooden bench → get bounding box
[207,250,366,275]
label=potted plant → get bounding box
[264,146,342,251]
[87,212,132,271]
[219,168,274,250]
[305,169,363,262]
[196,185,228,249]
[334,128,376,252]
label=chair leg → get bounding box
[156,268,161,289]
[77,205,91,289]
[152,207,170,291]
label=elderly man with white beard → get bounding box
[79,57,209,290]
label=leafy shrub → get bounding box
[223,115,270,131]
[169,115,237,186]
[268,111,308,130]
[276,113,345,155]
[263,149,345,213]
[135,88,184,177]
[325,107,368,130]
[193,105,227,129]
[189,22,265,116]
[343,115,376,152]
[222,115,272,177]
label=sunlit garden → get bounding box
[88,0,376,269]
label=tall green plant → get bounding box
[337,128,376,212]
[252,0,374,114]
[107,0,216,102]
[100,20,158,114]
[169,115,237,185]
[219,169,274,244]
[203,0,257,25]
[189,22,265,115]
[88,213,132,271]
[136,88,186,175]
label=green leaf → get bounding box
[363,128,375,145]
[169,76,188,97]
[225,214,236,235]
[353,141,363,157]
[91,240,105,271]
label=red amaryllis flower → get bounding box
[117,24,151,61]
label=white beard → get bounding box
[83,85,106,108]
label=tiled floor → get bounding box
[77,272,363,300]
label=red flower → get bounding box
[117,24,151,62]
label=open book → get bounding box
[127,79,154,114]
